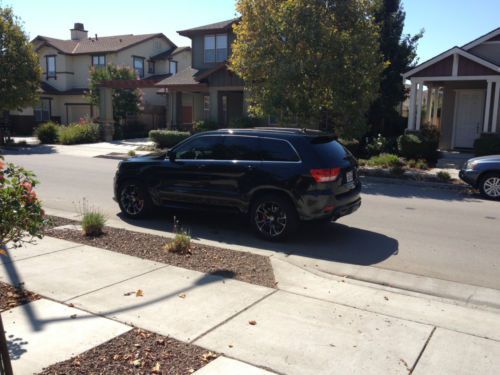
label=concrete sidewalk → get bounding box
[1,235,499,374]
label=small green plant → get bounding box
[77,199,106,236]
[165,216,191,254]
[436,171,451,182]
[127,150,136,157]
[35,121,59,144]
[365,153,403,168]
[407,159,428,170]
[149,130,190,148]
[58,122,100,145]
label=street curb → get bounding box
[360,175,471,192]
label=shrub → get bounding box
[58,122,100,145]
[149,130,190,148]
[35,121,59,144]
[474,134,500,156]
[397,133,438,162]
[0,156,46,250]
[230,116,264,128]
[193,120,219,133]
[165,216,191,254]
[127,150,136,157]
[365,134,395,157]
[77,199,106,236]
[365,153,403,168]
[436,171,451,182]
[407,159,428,170]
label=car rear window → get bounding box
[311,137,348,162]
[260,138,300,162]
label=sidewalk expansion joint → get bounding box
[2,243,83,265]
[62,265,170,303]
[190,289,278,344]
[410,326,436,374]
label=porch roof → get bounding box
[97,75,169,89]
[403,47,500,80]
[155,67,214,91]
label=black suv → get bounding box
[114,128,361,240]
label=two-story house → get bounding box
[10,23,191,133]
[156,18,246,128]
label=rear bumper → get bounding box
[297,181,362,221]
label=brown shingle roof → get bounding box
[34,33,175,55]
[156,67,204,87]
[150,46,190,60]
[178,18,240,37]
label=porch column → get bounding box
[483,80,492,133]
[98,87,114,141]
[407,80,417,130]
[431,87,440,126]
[491,81,500,133]
[426,85,433,123]
[209,88,218,123]
[415,82,424,131]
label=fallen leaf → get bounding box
[384,296,389,301]
[201,351,217,362]
[178,293,186,299]
[70,314,77,319]
[136,289,144,297]
[152,362,161,373]
[68,303,74,307]
[133,359,142,368]
[0,248,7,255]
[248,320,257,325]
[228,344,233,348]
[112,354,120,361]
[123,291,134,296]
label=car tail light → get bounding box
[310,168,341,183]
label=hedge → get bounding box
[149,130,191,148]
[474,134,500,156]
[397,133,439,162]
[58,123,101,145]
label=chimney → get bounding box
[70,23,88,40]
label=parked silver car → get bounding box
[460,155,500,200]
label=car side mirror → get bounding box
[167,150,176,162]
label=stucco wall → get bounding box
[440,81,487,149]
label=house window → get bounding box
[92,55,106,67]
[204,34,228,63]
[46,56,56,78]
[34,98,51,122]
[133,56,145,78]
[169,60,177,75]
[148,60,155,74]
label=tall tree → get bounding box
[0,6,41,144]
[368,0,423,136]
[231,0,384,139]
[87,64,143,121]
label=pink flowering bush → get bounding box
[0,156,46,252]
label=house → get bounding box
[9,23,191,133]
[403,27,500,150]
[156,18,246,129]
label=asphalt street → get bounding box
[4,150,500,291]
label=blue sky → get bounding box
[4,0,500,63]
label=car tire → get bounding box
[478,172,500,200]
[118,180,153,219]
[250,193,299,241]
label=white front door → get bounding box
[453,90,485,148]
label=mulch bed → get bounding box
[0,281,40,312]
[37,328,218,375]
[46,220,276,289]
[46,215,78,229]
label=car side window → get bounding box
[222,136,260,161]
[260,138,300,162]
[175,136,225,160]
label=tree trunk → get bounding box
[0,313,13,375]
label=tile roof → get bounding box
[178,18,240,36]
[34,33,174,55]
[156,67,204,87]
